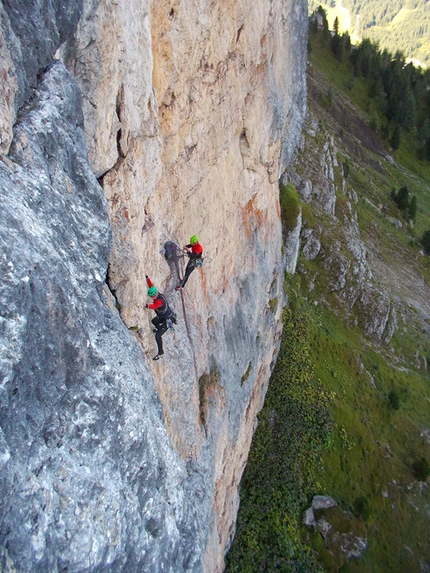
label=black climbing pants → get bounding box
[180,259,197,288]
[152,317,168,354]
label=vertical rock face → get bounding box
[61,1,307,569]
[0,59,203,573]
[0,0,83,153]
[0,0,307,571]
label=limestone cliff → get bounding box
[0,0,307,571]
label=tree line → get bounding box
[389,185,430,254]
[341,0,428,27]
[311,8,430,255]
[308,0,430,65]
[311,7,430,160]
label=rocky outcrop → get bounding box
[303,496,368,568]
[302,494,337,527]
[0,0,83,154]
[284,209,303,274]
[0,0,308,572]
[287,106,400,343]
[286,66,430,361]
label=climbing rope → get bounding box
[164,241,199,382]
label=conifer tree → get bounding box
[393,186,410,211]
[333,16,339,35]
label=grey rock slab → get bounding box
[311,494,338,511]
[2,0,83,110]
[0,61,203,573]
[302,506,316,528]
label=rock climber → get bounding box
[145,275,176,360]
[175,235,203,290]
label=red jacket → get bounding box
[186,242,203,259]
[146,276,163,310]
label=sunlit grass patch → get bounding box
[280,182,301,231]
[308,308,430,573]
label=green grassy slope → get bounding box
[308,306,430,572]
[226,25,430,573]
[304,30,430,572]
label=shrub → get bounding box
[388,388,400,410]
[412,457,430,481]
[381,123,389,140]
[198,368,220,428]
[343,159,350,178]
[323,86,334,108]
[353,496,371,521]
[241,362,252,386]
[370,113,379,133]
[391,186,417,221]
[421,230,430,255]
[279,183,301,231]
[393,186,410,211]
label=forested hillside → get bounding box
[226,11,430,573]
[308,0,430,66]
[310,6,430,163]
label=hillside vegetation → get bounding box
[308,0,430,66]
[226,16,430,573]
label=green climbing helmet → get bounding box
[190,235,199,245]
[148,286,158,297]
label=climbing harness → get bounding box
[166,313,177,330]
[177,247,204,269]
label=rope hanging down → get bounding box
[164,241,199,380]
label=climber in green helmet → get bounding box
[175,235,203,290]
[145,276,176,360]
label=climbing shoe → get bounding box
[175,285,182,291]
[153,353,164,361]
